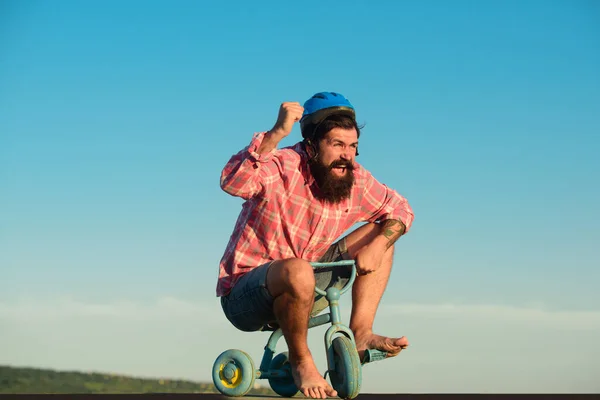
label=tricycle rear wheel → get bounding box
[268,352,299,397]
[212,349,256,397]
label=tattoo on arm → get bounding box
[381,219,406,248]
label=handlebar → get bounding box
[309,260,356,297]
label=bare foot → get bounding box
[354,331,409,360]
[290,357,338,399]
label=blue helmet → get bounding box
[300,92,356,139]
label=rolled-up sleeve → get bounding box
[220,132,278,200]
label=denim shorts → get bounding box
[220,239,352,332]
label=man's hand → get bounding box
[269,102,304,137]
[354,243,385,276]
[354,219,406,276]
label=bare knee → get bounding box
[266,258,315,299]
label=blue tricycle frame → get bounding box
[212,260,388,399]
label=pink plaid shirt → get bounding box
[216,131,414,296]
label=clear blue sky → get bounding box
[1,0,599,393]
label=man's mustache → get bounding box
[329,160,355,170]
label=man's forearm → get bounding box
[257,129,286,154]
[378,219,406,249]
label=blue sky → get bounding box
[1,0,599,393]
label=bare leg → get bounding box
[266,258,337,399]
[343,223,409,359]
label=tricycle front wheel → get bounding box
[330,336,362,399]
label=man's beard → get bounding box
[308,157,355,204]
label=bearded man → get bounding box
[216,92,414,399]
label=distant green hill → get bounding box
[0,365,276,395]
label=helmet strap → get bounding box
[303,138,319,163]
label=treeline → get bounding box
[0,365,275,395]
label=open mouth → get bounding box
[331,166,348,176]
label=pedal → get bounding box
[361,349,388,364]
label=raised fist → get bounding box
[270,102,304,137]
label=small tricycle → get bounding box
[212,260,387,399]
